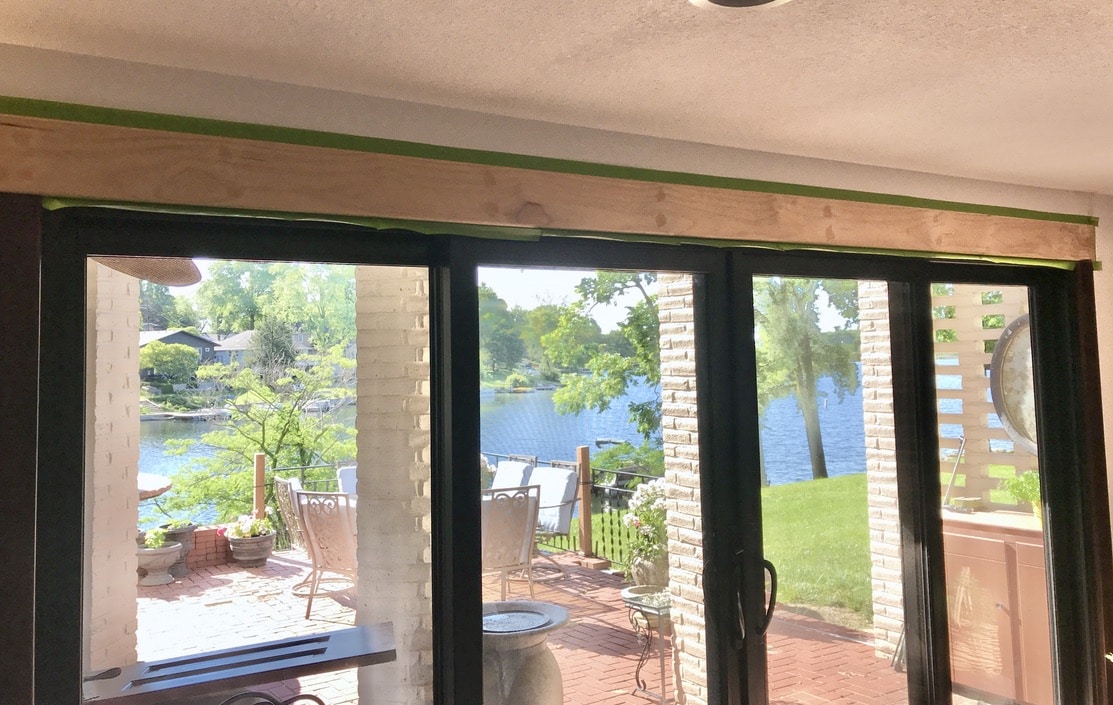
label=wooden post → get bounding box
[577,445,594,558]
[254,452,266,519]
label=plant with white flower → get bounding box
[623,478,668,563]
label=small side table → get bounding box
[621,586,672,705]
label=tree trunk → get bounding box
[796,337,828,479]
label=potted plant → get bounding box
[1000,470,1043,525]
[136,527,182,586]
[220,515,276,568]
[622,478,669,586]
[159,517,199,578]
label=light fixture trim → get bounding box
[689,0,796,7]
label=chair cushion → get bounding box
[491,460,532,489]
[530,467,578,534]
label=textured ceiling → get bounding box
[3,0,1113,195]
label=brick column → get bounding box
[84,261,142,671]
[858,281,903,657]
[354,266,434,705]
[659,273,704,705]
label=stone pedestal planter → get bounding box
[137,543,182,586]
[163,523,198,578]
[227,532,275,568]
[482,600,569,705]
[629,552,669,587]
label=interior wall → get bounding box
[1091,197,1113,553]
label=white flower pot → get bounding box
[137,542,182,586]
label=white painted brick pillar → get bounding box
[858,281,903,657]
[354,266,434,705]
[658,273,704,705]
[84,261,141,671]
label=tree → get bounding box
[168,296,201,330]
[519,304,564,380]
[753,278,859,480]
[196,261,275,335]
[139,340,200,384]
[478,284,526,375]
[160,349,357,521]
[543,272,660,441]
[139,281,176,330]
[250,316,298,383]
[266,263,356,351]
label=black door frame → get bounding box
[36,209,1109,704]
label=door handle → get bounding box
[734,552,778,642]
[733,550,746,647]
[758,559,777,636]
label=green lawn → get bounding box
[557,473,873,619]
[761,473,871,617]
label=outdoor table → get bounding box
[621,586,672,705]
[137,472,172,500]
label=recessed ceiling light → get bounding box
[689,0,796,7]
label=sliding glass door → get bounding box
[36,211,1107,705]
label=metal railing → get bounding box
[259,451,658,566]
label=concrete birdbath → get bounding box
[482,600,569,705]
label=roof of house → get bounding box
[139,329,216,347]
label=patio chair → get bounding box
[490,460,533,489]
[297,490,358,619]
[481,485,540,600]
[528,466,579,579]
[337,465,358,494]
[274,476,306,550]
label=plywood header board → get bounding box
[0,112,1095,262]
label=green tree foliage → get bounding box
[544,273,660,441]
[169,296,201,330]
[520,304,564,380]
[139,281,176,330]
[160,350,356,521]
[266,263,356,351]
[754,278,859,480]
[197,261,275,335]
[478,284,526,375]
[139,340,200,384]
[250,316,298,382]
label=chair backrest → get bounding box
[490,460,532,489]
[297,491,358,574]
[274,476,306,549]
[336,465,358,494]
[481,485,540,573]
[530,466,579,534]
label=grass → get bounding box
[549,473,874,621]
[761,473,871,618]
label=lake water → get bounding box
[140,378,867,488]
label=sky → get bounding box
[176,260,842,332]
[478,266,642,332]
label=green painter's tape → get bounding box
[43,198,1078,269]
[5,96,1098,228]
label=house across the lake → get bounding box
[138,329,217,363]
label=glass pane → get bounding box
[83,258,431,704]
[755,277,910,703]
[476,268,704,705]
[932,283,1052,705]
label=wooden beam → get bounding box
[0,113,1095,261]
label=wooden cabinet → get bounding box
[943,511,1052,705]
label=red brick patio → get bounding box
[136,549,908,704]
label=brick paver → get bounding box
[137,550,909,704]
